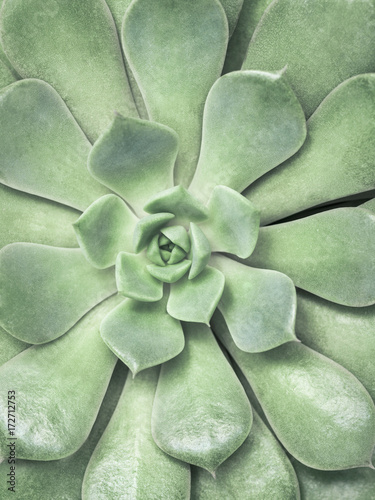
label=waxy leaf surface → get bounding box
[1,0,137,141]
[152,323,252,472]
[0,243,117,343]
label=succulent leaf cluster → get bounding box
[0,0,375,498]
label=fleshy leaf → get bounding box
[197,186,260,258]
[189,223,211,280]
[243,0,375,118]
[73,194,138,269]
[211,255,297,352]
[144,185,208,224]
[0,243,117,344]
[293,458,375,500]
[161,226,190,253]
[147,261,191,284]
[133,213,175,253]
[214,313,375,470]
[0,296,121,460]
[167,266,225,324]
[246,208,375,306]
[88,115,178,216]
[191,410,300,499]
[188,71,306,201]
[123,0,228,186]
[0,184,79,249]
[0,361,126,499]
[116,252,163,302]
[82,368,190,499]
[0,0,137,141]
[245,74,375,224]
[361,198,375,214]
[147,234,165,267]
[152,323,252,473]
[0,79,109,211]
[101,295,184,375]
[167,246,187,265]
[296,290,375,401]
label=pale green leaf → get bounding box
[243,0,375,117]
[0,79,109,211]
[116,251,163,302]
[214,314,375,470]
[0,0,137,141]
[73,194,138,269]
[89,115,178,216]
[189,223,211,280]
[82,368,190,499]
[123,0,228,186]
[211,256,297,352]
[147,261,191,284]
[0,243,117,344]
[167,267,225,324]
[152,323,252,473]
[245,75,375,224]
[0,296,122,460]
[246,208,375,306]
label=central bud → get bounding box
[147,226,191,267]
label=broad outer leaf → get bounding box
[167,266,225,324]
[0,243,117,343]
[0,79,109,211]
[246,208,375,307]
[191,410,300,499]
[0,0,138,141]
[82,368,190,499]
[100,295,185,375]
[73,194,138,269]
[245,75,375,224]
[197,186,260,258]
[214,314,375,470]
[219,0,243,37]
[243,0,375,118]
[89,115,178,216]
[189,71,306,201]
[116,251,163,302]
[211,255,297,352]
[0,362,127,499]
[0,296,122,460]
[123,0,228,186]
[296,290,375,401]
[292,457,375,500]
[0,184,79,249]
[152,322,252,473]
[144,185,208,225]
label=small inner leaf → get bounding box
[198,186,260,258]
[167,246,187,265]
[116,252,163,302]
[147,261,191,284]
[100,296,185,375]
[211,255,297,352]
[147,234,165,267]
[88,115,178,216]
[73,194,139,269]
[167,266,225,324]
[144,185,208,224]
[133,213,175,253]
[188,223,211,280]
[160,225,191,253]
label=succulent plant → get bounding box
[1,0,375,498]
